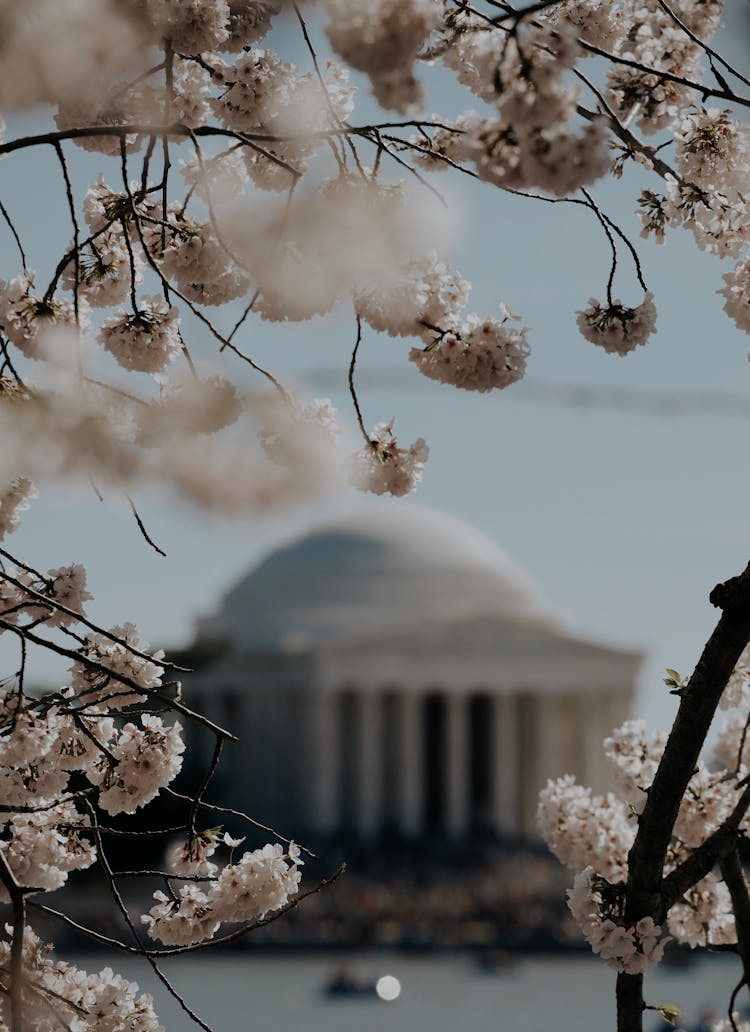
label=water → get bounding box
[69,951,743,1031]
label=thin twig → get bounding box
[0,199,27,270]
[126,494,167,557]
[348,316,369,444]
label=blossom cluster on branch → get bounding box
[538,654,750,979]
[0,0,747,510]
[0,520,307,1028]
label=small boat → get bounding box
[474,949,519,975]
[323,969,378,999]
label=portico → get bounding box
[183,505,639,841]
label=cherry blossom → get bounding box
[143,841,302,945]
[99,295,182,374]
[258,397,340,468]
[350,421,429,497]
[576,292,657,355]
[719,257,750,336]
[90,715,185,815]
[70,622,165,707]
[0,271,88,362]
[0,476,36,541]
[0,925,163,1032]
[566,867,670,974]
[356,254,469,341]
[409,313,529,392]
[142,884,220,946]
[325,0,440,113]
[208,841,302,923]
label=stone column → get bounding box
[492,693,518,837]
[518,695,540,838]
[357,691,382,838]
[536,694,565,786]
[446,692,469,838]
[311,690,338,834]
[596,692,621,792]
[577,692,600,790]
[397,691,423,837]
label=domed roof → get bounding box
[212,505,562,651]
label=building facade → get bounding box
[184,506,640,841]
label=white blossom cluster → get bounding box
[0,476,36,541]
[711,1019,750,1032]
[544,0,622,49]
[637,109,750,262]
[538,700,750,971]
[356,253,469,341]
[667,872,736,948]
[0,562,93,630]
[142,840,303,945]
[417,110,609,198]
[146,204,250,306]
[63,227,144,308]
[135,375,242,447]
[719,257,750,336]
[0,528,185,937]
[715,711,750,773]
[99,295,182,374]
[213,48,355,188]
[414,112,526,191]
[4,0,739,505]
[598,2,722,137]
[0,271,88,362]
[0,0,746,518]
[132,0,284,60]
[0,803,96,899]
[720,648,750,711]
[537,775,633,883]
[0,543,199,1021]
[603,719,667,811]
[355,255,530,393]
[0,925,162,1032]
[325,0,440,113]
[409,313,529,393]
[0,616,178,870]
[673,763,738,848]
[70,621,165,707]
[629,101,750,360]
[258,397,340,468]
[89,714,185,815]
[438,16,611,197]
[0,459,303,1009]
[567,868,670,974]
[349,421,429,497]
[576,292,657,356]
[168,829,222,878]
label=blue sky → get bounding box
[2,3,750,740]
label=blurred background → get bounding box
[4,1,750,1029]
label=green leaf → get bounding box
[655,1004,682,1026]
[202,825,224,842]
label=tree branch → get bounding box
[619,560,750,1031]
[720,849,750,996]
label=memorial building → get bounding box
[183,505,639,841]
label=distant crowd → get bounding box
[239,844,578,950]
[51,843,579,952]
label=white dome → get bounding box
[213,505,561,651]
